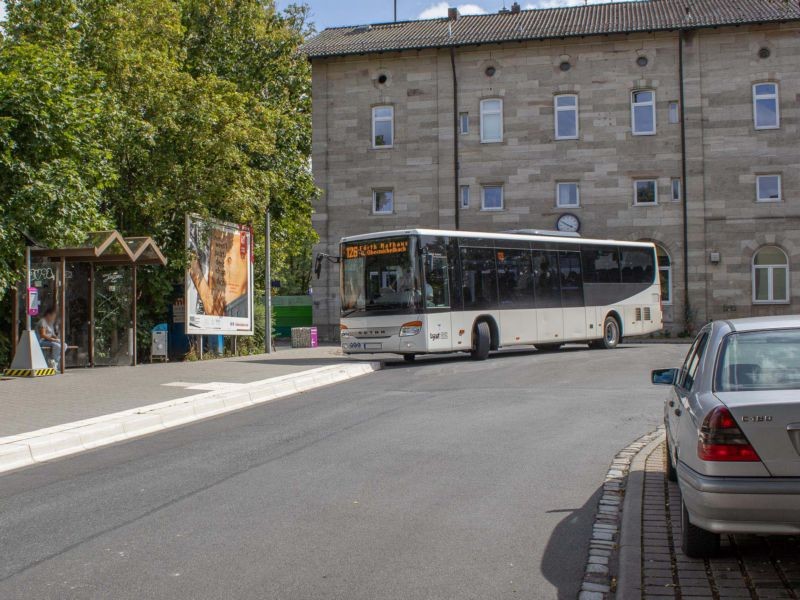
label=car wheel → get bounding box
[599,315,621,349]
[403,354,416,363]
[665,437,678,483]
[471,321,491,361]
[680,499,720,558]
[535,343,563,352]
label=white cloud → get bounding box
[524,0,643,8]
[418,2,488,19]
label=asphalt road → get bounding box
[0,343,688,600]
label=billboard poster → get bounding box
[185,214,254,335]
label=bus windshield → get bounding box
[341,236,422,315]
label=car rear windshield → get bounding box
[716,328,800,392]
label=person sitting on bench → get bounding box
[37,307,63,370]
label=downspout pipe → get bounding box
[678,30,690,331]
[450,47,460,231]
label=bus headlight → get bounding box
[399,321,423,337]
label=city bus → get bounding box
[338,229,663,361]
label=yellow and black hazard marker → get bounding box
[4,367,58,377]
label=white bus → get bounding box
[338,229,663,361]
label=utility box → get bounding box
[151,323,169,362]
[291,326,318,349]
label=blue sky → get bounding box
[0,1,634,33]
[278,1,638,31]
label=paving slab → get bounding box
[636,441,800,599]
[0,344,368,437]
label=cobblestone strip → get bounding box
[578,427,664,600]
[641,441,800,600]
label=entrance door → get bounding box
[93,266,133,366]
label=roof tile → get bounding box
[302,0,800,58]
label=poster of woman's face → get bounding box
[186,215,253,335]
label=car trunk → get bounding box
[716,391,800,477]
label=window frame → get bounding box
[631,89,656,136]
[372,188,394,215]
[668,101,680,124]
[371,105,394,149]
[554,94,579,140]
[459,112,469,135]
[756,174,782,203]
[633,179,658,206]
[480,184,504,211]
[480,98,503,143]
[752,246,790,305]
[556,182,580,208]
[460,185,470,209]
[752,82,780,130]
[671,178,682,202]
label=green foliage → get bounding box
[0,0,317,364]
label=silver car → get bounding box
[652,316,800,557]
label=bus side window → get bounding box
[558,251,584,307]
[582,246,621,283]
[620,247,655,284]
[532,250,561,309]
[461,247,498,310]
[497,249,534,308]
[425,254,450,308]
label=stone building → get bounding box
[303,0,800,340]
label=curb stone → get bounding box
[578,426,665,599]
[0,361,381,475]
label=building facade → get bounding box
[304,0,800,341]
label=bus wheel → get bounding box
[599,315,621,349]
[403,354,416,363]
[535,343,562,352]
[470,321,491,361]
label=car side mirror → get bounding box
[651,368,678,386]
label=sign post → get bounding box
[4,244,55,377]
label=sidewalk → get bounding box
[0,344,366,437]
[635,440,800,599]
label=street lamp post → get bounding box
[265,209,273,354]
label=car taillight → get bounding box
[698,406,760,462]
[399,321,423,337]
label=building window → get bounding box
[554,94,578,140]
[459,112,469,134]
[753,246,789,303]
[480,99,503,143]
[671,178,682,202]
[631,90,656,135]
[556,182,580,208]
[753,83,779,130]
[668,101,680,124]
[756,174,782,203]
[481,185,503,210]
[372,189,394,214]
[372,106,394,148]
[460,185,470,209]
[657,245,672,305]
[634,179,658,205]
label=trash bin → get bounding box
[291,327,318,348]
[151,323,169,362]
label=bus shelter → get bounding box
[11,231,167,373]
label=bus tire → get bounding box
[471,321,491,361]
[535,343,562,352]
[599,315,621,349]
[403,354,416,363]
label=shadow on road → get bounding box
[539,485,602,599]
